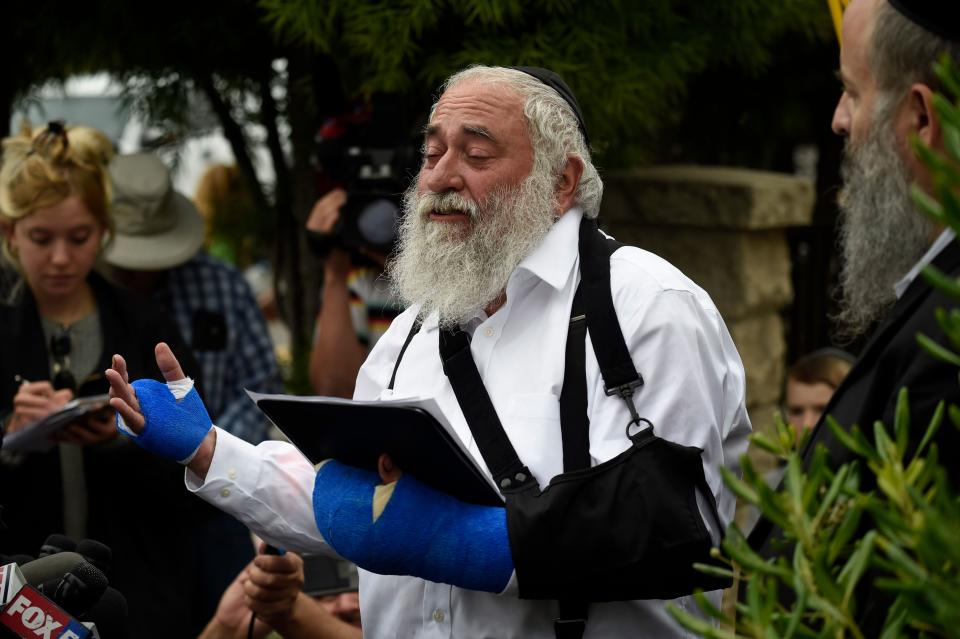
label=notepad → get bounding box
[3,394,111,452]
[247,391,503,507]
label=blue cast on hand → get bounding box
[312,460,513,593]
[118,379,212,463]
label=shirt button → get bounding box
[220,488,231,498]
[227,469,238,480]
[433,608,445,622]
[484,327,495,337]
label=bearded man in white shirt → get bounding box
[106,65,751,639]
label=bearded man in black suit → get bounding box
[802,0,960,481]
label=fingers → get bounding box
[243,552,304,617]
[252,550,303,578]
[56,423,99,446]
[154,342,186,383]
[378,453,402,484]
[106,362,140,414]
[16,381,55,399]
[109,396,145,433]
[13,392,56,413]
[51,389,74,408]
[306,188,347,233]
[112,353,129,384]
[10,386,74,431]
[106,365,145,434]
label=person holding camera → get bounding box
[306,188,403,398]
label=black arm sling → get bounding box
[389,217,729,639]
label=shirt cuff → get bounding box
[185,426,251,492]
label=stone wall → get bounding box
[600,165,815,475]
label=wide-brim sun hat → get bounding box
[102,153,204,270]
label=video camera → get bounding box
[310,106,420,258]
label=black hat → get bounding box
[510,66,589,146]
[887,0,960,42]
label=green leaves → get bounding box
[675,387,959,637]
[256,0,828,160]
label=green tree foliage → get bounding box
[2,0,322,391]
[668,57,960,638]
[2,0,833,390]
[259,0,832,163]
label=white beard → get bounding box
[835,122,938,340]
[387,168,558,328]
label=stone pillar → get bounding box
[600,165,815,474]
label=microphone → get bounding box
[19,553,85,586]
[79,587,127,639]
[19,553,108,617]
[1,583,92,638]
[39,534,77,558]
[0,555,35,567]
[75,541,111,576]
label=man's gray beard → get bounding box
[387,170,557,329]
[834,123,938,341]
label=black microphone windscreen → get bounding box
[42,561,108,617]
[76,539,112,574]
[80,586,129,639]
[39,533,76,557]
[19,551,85,584]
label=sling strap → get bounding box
[439,327,535,491]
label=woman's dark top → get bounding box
[0,271,239,637]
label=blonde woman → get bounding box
[0,122,212,637]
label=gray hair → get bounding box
[870,1,960,119]
[434,65,604,219]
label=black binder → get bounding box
[248,392,503,507]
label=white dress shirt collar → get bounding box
[894,227,956,299]
[513,205,582,291]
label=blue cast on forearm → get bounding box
[312,461,513,593]
[118,379,212,462]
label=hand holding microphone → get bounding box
[244,544,303,623]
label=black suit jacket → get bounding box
[749,239,960,630]
[801,238,960,481]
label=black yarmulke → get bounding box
[888,0,960,41]
[510,66,589,146]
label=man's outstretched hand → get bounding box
[106,342,217,478]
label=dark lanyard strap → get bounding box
[438,327,535,491]
[387,316,422,391]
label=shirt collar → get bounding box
[513,206,583,291]
[894,227,956,299]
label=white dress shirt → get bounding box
[187,208,751,638]
[894,228,956,299]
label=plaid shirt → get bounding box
[157,253,282,444]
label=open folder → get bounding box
[2,394,110,453]
[247,391,503,507]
